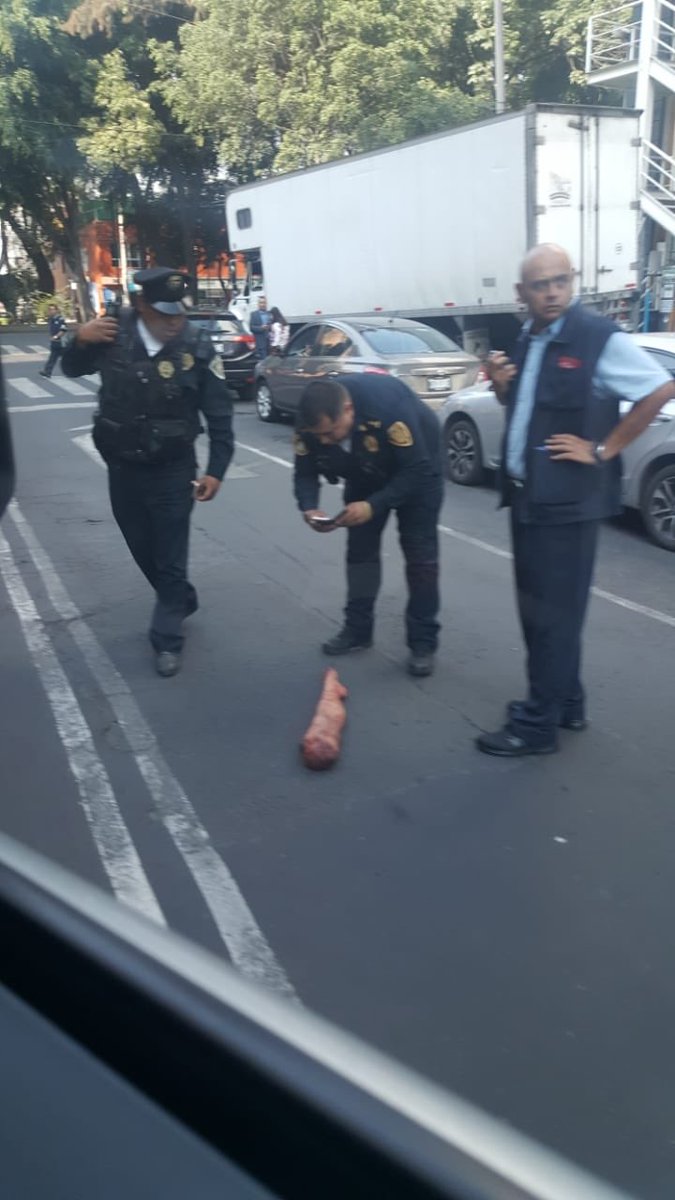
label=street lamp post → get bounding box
[117,210,129,303]
[494,0,506,115]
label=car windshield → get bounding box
[359,326,461,355]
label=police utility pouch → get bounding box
[94,415,193,464]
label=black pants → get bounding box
[43,341,62,377]
[509,506,599,745]
[344,481,443,652]
[107,457,197,654]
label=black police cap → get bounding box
[133,267,192,314]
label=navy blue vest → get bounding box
[500,303,622,524]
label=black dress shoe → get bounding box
[407,651,435,678]
[155,651,181,677]
[322,629,373,655]
[476,727,557,757]
[559,715,588,732]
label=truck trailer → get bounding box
[226,104,641,352]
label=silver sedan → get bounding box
[438,333,675,551]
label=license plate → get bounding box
[428,377,450,392]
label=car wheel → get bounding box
[256,381,280,423]
[641,463,675,551]
[444,417,484,485]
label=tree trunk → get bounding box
[4,211,54,294]
[61,191,94,319]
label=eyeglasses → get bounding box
[527,274,573,294]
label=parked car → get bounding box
[437,332,675,551]
[254,317,480,423]
[186,311,257,400]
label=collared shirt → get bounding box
[507,309,671,480]
[136,318,164,358]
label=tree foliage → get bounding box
[0,0,614,293]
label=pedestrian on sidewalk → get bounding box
[39,304,67,378]
[293,374,443,677]
[61,267,235,678]
[269,306,289,354]
[250,295,272,359]
[477,243,675,758]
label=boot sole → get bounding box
[476,740,557,757]
[322,642,373,656]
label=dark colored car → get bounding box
[187,311,257,400]
[254,317,480,422]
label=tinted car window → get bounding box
[287,326,320,356]
[188,316,242,334]
[359,326,461,355]
[314,326,355,358]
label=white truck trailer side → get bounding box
[226,104,640,346]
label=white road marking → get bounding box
[9,401,96,413]
[68,423,94,432]
[235,438,675,631]
[72,432,102,466]
[8,502,296,1000]
[236,440,294,470]
[10,377,52,399]
[28,344,47,354]
[0,344,23,355]
[50,376,95,396]
[0,529,166,925]
[438,523,512,562]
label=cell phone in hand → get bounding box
[310,510,346,529]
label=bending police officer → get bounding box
[62,267,235,677]
[294,374,443,677]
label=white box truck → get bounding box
[226,104,640,348]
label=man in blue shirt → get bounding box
[249,295,272,359]
[39,304,67,378]
[477,244,675,757]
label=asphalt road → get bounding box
[2,331,675,1198]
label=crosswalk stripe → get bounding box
[9,377,51,399]
[29,344,47,354]
[0,344,23,355]
[51,376,95,396]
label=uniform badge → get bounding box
[157,360,175,379]
[363,434,379,453]
[293,434,310,456]
[209,356,225,379]
[387,421,413,447]
[182,352,195,371]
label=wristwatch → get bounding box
[592,442,607,465]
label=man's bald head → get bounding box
[520,244,573,284]
[517,244,575,330]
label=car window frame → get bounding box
[357,325,462,356]
[285,324,322,359]
[313,324,357,360]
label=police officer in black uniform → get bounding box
[62,267,234,677]
[294,374,443,676]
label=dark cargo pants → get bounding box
[107,457,198,654]
[344,480,443,653]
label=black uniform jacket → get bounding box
[293,374,442,518]
[61,313,234,479]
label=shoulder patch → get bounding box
[387,421,413,448]
[293,434,310,457]
[362,434,379,453]
[209,355,225,379]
